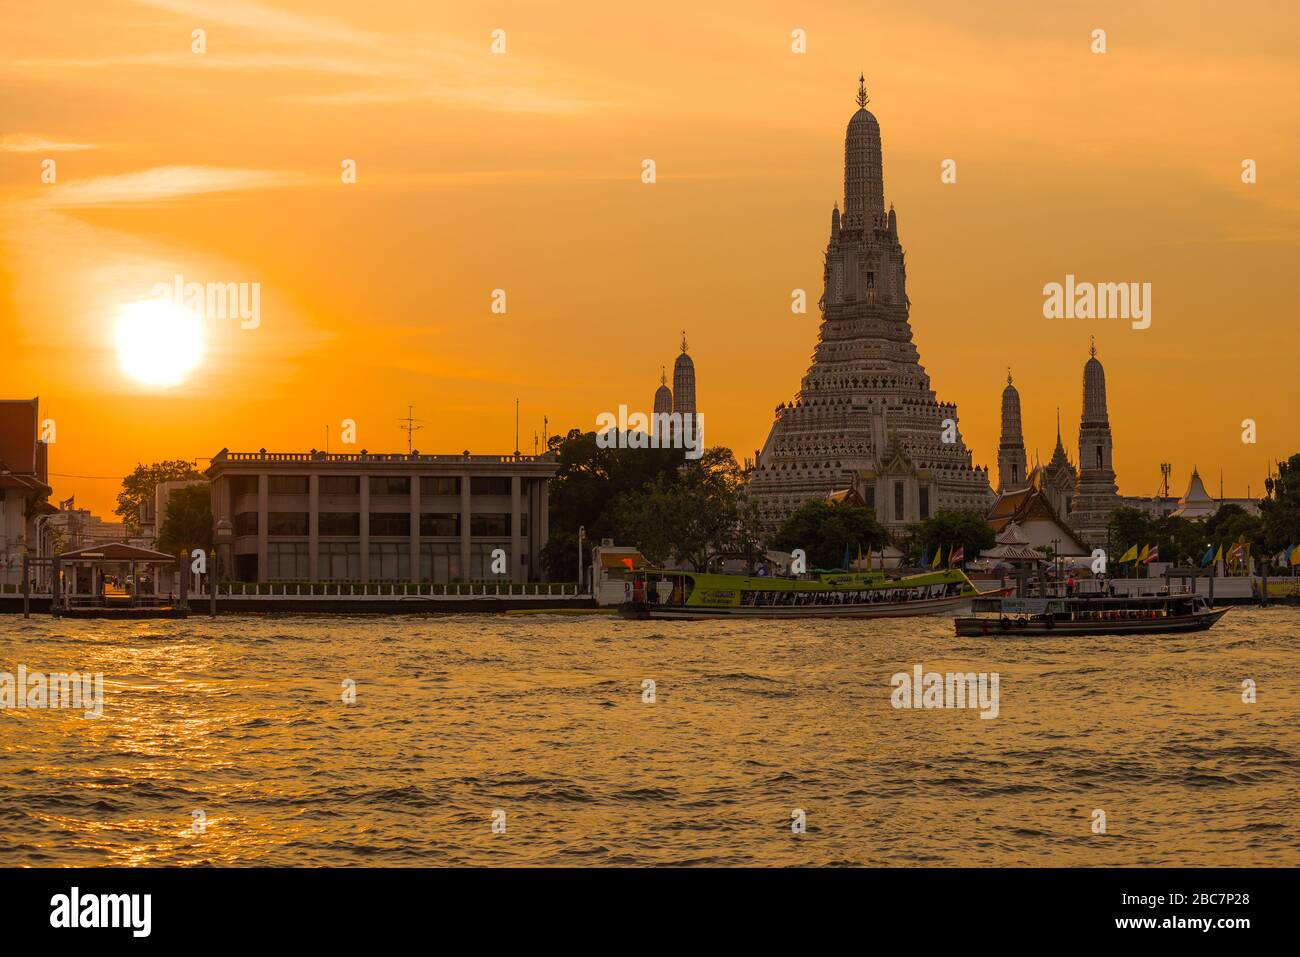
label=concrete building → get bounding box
[0,398,55,587]
[45,507,138,552]
[205,448,559,583]
[1122,468,1260,520]
[749,77,993,534]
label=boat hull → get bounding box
[620,592,968,620]
[953,607,1229,637]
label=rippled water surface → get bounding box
[1,608,1297,866]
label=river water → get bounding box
[1,609,1296,866]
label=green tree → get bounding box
[539,429,686,579]
[1258,454,1300,556]
[727,492,768,573]
[1161,515,1208,567]
[1108,507,1155,561]
[909,510,995,565]
[115,460,201,533]
[155,484,213,557]
[612,448,750,571]
[769,499,887,570]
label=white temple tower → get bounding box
[1068,339,1120,548]
[997,370,1028,492]
[653,366,673,442]
[748,77,993,535]
[672,332,698,443]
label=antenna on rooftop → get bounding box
[398,405,425,454]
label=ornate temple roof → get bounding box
[747,78,993,531]
[987,484,1091,555]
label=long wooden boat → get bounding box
[954,594,1228,637]
[618,568,993,620]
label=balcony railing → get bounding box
[211,448,556,465]
[195,581,583,598]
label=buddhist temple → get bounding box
[748,77,992,535]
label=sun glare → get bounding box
[113,299,205,387]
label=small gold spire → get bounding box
[856,73,869,109]
[680,330,688,353]
[1089,335,1097,358]
[1006,366,1013,386]
[660,365,667,386]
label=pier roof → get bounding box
[58,542,178,562]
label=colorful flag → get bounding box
[949,545,964,567]
[1144,545,1160,564]
[841,543,851,570]
[1213,543,1223,564]
[932,546,943,569]
[1200,545,1214,567]
[1227,542,1243,564]
[1291,546,1300,567]
[1137,544,1150,563]
[1118,544,1138,563]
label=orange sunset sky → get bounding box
[2,0,1298,516]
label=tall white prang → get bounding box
[749,77,993,535]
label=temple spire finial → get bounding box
[1006,366,1013,386]
[660,365,667,387]
[1089,335,1097,359]
[856,73,869,109]
[680,330,688,353]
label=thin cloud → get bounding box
[1,134,96,153]
[36,165,300,208]
[130,0,383,49]
[0,0,596,115]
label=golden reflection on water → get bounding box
[1,610,1297,866]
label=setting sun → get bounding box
[113,299,204,388]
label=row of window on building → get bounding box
[231,475,515,497]
[263,542,522,581]
[233,512,526,537]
